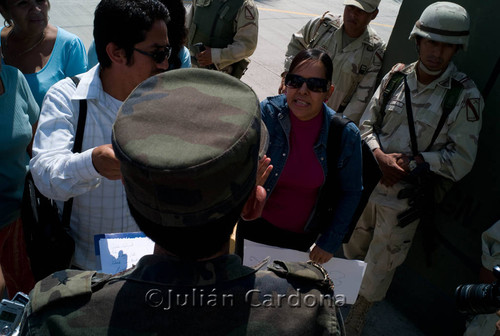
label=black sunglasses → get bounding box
[134,45,172,64]
[285,73,329,93]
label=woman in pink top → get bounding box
[237,49,363,264]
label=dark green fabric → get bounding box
[190,0,244,50]
[21,255,340,335]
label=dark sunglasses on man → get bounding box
[285,73,329,93]
[134,45,172,64]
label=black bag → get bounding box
[21,76,87,281]
[314,115,382,243]
[21,172,75,281]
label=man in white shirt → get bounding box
[30,0,171,270]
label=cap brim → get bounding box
[343,0,377,13]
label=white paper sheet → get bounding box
[243,240,366,304]
[96,232,155,274]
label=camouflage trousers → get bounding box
[343,200,419,302]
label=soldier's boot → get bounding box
[344,295,373,336]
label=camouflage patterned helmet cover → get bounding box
[409,2,470,50]
[112,68,262,228]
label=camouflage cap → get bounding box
[343,0,380,13]
[112,68,263,228]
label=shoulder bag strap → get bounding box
[307,11,332,48]
[61,76,88,228]
[328,114,351,173]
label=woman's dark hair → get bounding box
[94,0,170,69]
[128,200,246,260]
[288,49,333,81]
[159,0,187,70]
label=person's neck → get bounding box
[99,66,132,101]
[343,26,366,39]
[6,25,45,42]
[416,60,444,85]
[153,242,230,261]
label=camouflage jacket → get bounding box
[360,61,483,207]
[20,254,340,335]
[187,0,259,71]
[284,13,385,125]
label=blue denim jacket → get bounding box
[261,95,362,253]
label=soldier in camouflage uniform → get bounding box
[19,69,341,336]
[187,0,258,78]
[279,0,385,125]
[342,3,483,335]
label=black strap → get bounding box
[328,115,351,171]
[403,76,464,155]
[483,56,500,100]
[376,71,405,134]
[61,76,88,228]
[403,76,419,157]
[312,115,350,233]
[424,79,462,152]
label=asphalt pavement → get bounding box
[47,1,443,335]
[49,0,401,101]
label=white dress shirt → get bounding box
[30,65,139,270]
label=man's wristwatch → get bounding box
[409,158,418,172]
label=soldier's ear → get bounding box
[370,9,379,21]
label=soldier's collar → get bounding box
[123,254,256,286]
[411,61,456,90]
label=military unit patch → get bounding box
[466,98,481,122]
[245,6,254,20]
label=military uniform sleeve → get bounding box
[481,221,500,270]
[342,43,386,125]
[283,16,322,72]
[420,84,483,181]
[358,72,391,149]
[211,0,258,70]
[186,0,195,30]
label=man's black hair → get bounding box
[94,0,170,68]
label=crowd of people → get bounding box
[0,0,490,334]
